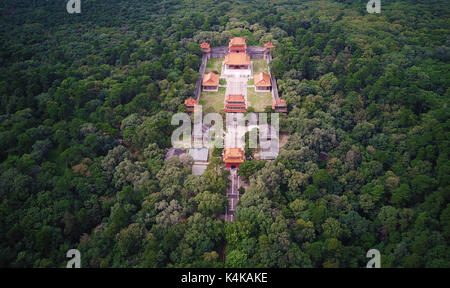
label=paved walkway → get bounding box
[225,168,240,222]
[195,47,278,223]
[225,77,248,105]
[224,75,247,150]
[195,54,209,101]
[220,50,275,223]
[224,113,246,151]
[223,72,248,223]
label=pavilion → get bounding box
[200,42,211,53]
[254,72,272,92]
[223,148,245,168]
[229,37,247,53]
[225,94,246,113]
[224,53,251,70]
[264,42,274,52]
[202,72,220,91]
[272,98,287,113]
[185,97,199,112]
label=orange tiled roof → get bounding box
[264,42,274,49]
[202,72,220,86]
[224,148,244,163]
[229,37,246,46]
[224,53,250,65]
[254,72,272,87]
[200,42,210,48]
[185,97,198,107]
[272,98,286,106]
[226,94,245,102]
[272,98,287,112]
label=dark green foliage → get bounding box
[0,0,448,268]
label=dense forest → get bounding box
[0,0,449,268]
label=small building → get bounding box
[223,148,245,168]
[225,95,246,113]
[189,147,209,163]
[264,42,274,52]
[254,72,272,92]
[200,42,211,53]
[224,53,251,70]
[272,98,287,113]
[185,97,199,112]
[202,72,220,91]
[229,37,247,53]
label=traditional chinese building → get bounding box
[254,72,272,92]
[272,98,287,113]
[224,53,251,70]
[202,72,220,91]
[223,148,244,168]
[264,42,274,52]
[228,37,247,53]
[200,42,211,53]
[225,94,246,113]
[185,97,199,112]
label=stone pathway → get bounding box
[225,168,240,222]
[223,73,248,222]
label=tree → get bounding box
[142,239,164,268]
[376,206,398,234]
[313,169,332,190]
[270,58,288,79]
[311,205,328,226]
[225,250,248,268]
[410,174,436,202]
[194,191,226,217]
[116,223,145,256]
[304,184,319,199]
[391,184,410,207]
[322,218,345,240]
[238,161,266,181]
[293,219,315,243]
[440,205,450,239]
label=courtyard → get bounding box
[247,88,272,112]
[205,58,223,74]
[252,59,270,74]
[199,87,226,112]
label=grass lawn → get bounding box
[205,58,223,74]
[247,78,254,85]
[252,59,269,74]
[199,87,226,112]
[247,88,272,112]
